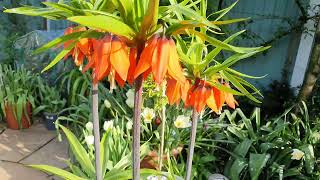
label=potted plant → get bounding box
[38,84,66,130]
[0,65,36,130]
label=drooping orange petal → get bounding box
[167,39,185,83]
[94,36,112,83]
[206,92,219,113]
[82,55,94,73]
[127,48,137,85]
[134,35,159,79]
[225,93,236,109]
[181,80,190,103]
[166,78,181,105]
[152,37,169,84]
[110,37,130,81]
[74,50,85,66]
[213,87,223,110]
[115,72,126,87]
[77,38,91,56]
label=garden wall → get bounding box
[224,0,305,87]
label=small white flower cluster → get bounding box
[84,120,114,146]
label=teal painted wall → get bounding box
[223,0,304,88]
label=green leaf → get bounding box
[68,15,136,39]
[204,46,270,75]
[214,0,238,21]
[41,41,76,73]
[29,165,86,180]
[140,0,159,35]
[249,153,270,180]
[4,7,68,20]
[302,144,315,174]
[190,30,267,54]
[229,158,247,180]
[222,71,261,103]
[234,138,252,157]
[169,4,220,31]
[59,125,95,177]
[212,18,249,25]
[43,2,86,16]
[34,31,84,55]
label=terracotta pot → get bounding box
[140,147,183,170]
[4,102,32,130]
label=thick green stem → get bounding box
[92,83,102,180]
[133,44,144,180]
[185,110,199,180]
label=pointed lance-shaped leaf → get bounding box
[68,15,136,39]
[140,0,159,36]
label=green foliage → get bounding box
[0,65,39,128]
[30,124,161,180]
[34,78,66,114]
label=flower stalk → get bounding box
[159,82,166,171]
[185,110,199,180]
[92,83,102,180]
[133,43,144,180]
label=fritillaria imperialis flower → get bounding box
[64,27,92,66]
[166,78,190,105]
[85,35,130,85]
[185,79,238,113]
[134,35,185,84]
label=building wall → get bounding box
[223,0,304,88]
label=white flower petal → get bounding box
[291,149,304,160]
[103,120,114,131]
[85,122,93,132]
[85,135,94,145]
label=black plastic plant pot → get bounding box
[44,112,58,131]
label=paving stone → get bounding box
[0,123,56,162]
[0,160,49,180]
[21,137,69,169]
[0,122,6,133]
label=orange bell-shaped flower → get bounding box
[82,34,130,85]
[134,35,185,84]
[185,80,238,113]
[63,27,92,66]
[166,78,190,105]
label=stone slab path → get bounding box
[0,121,69,180]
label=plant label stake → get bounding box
[185,110,199,180]
[92,83,102,180]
